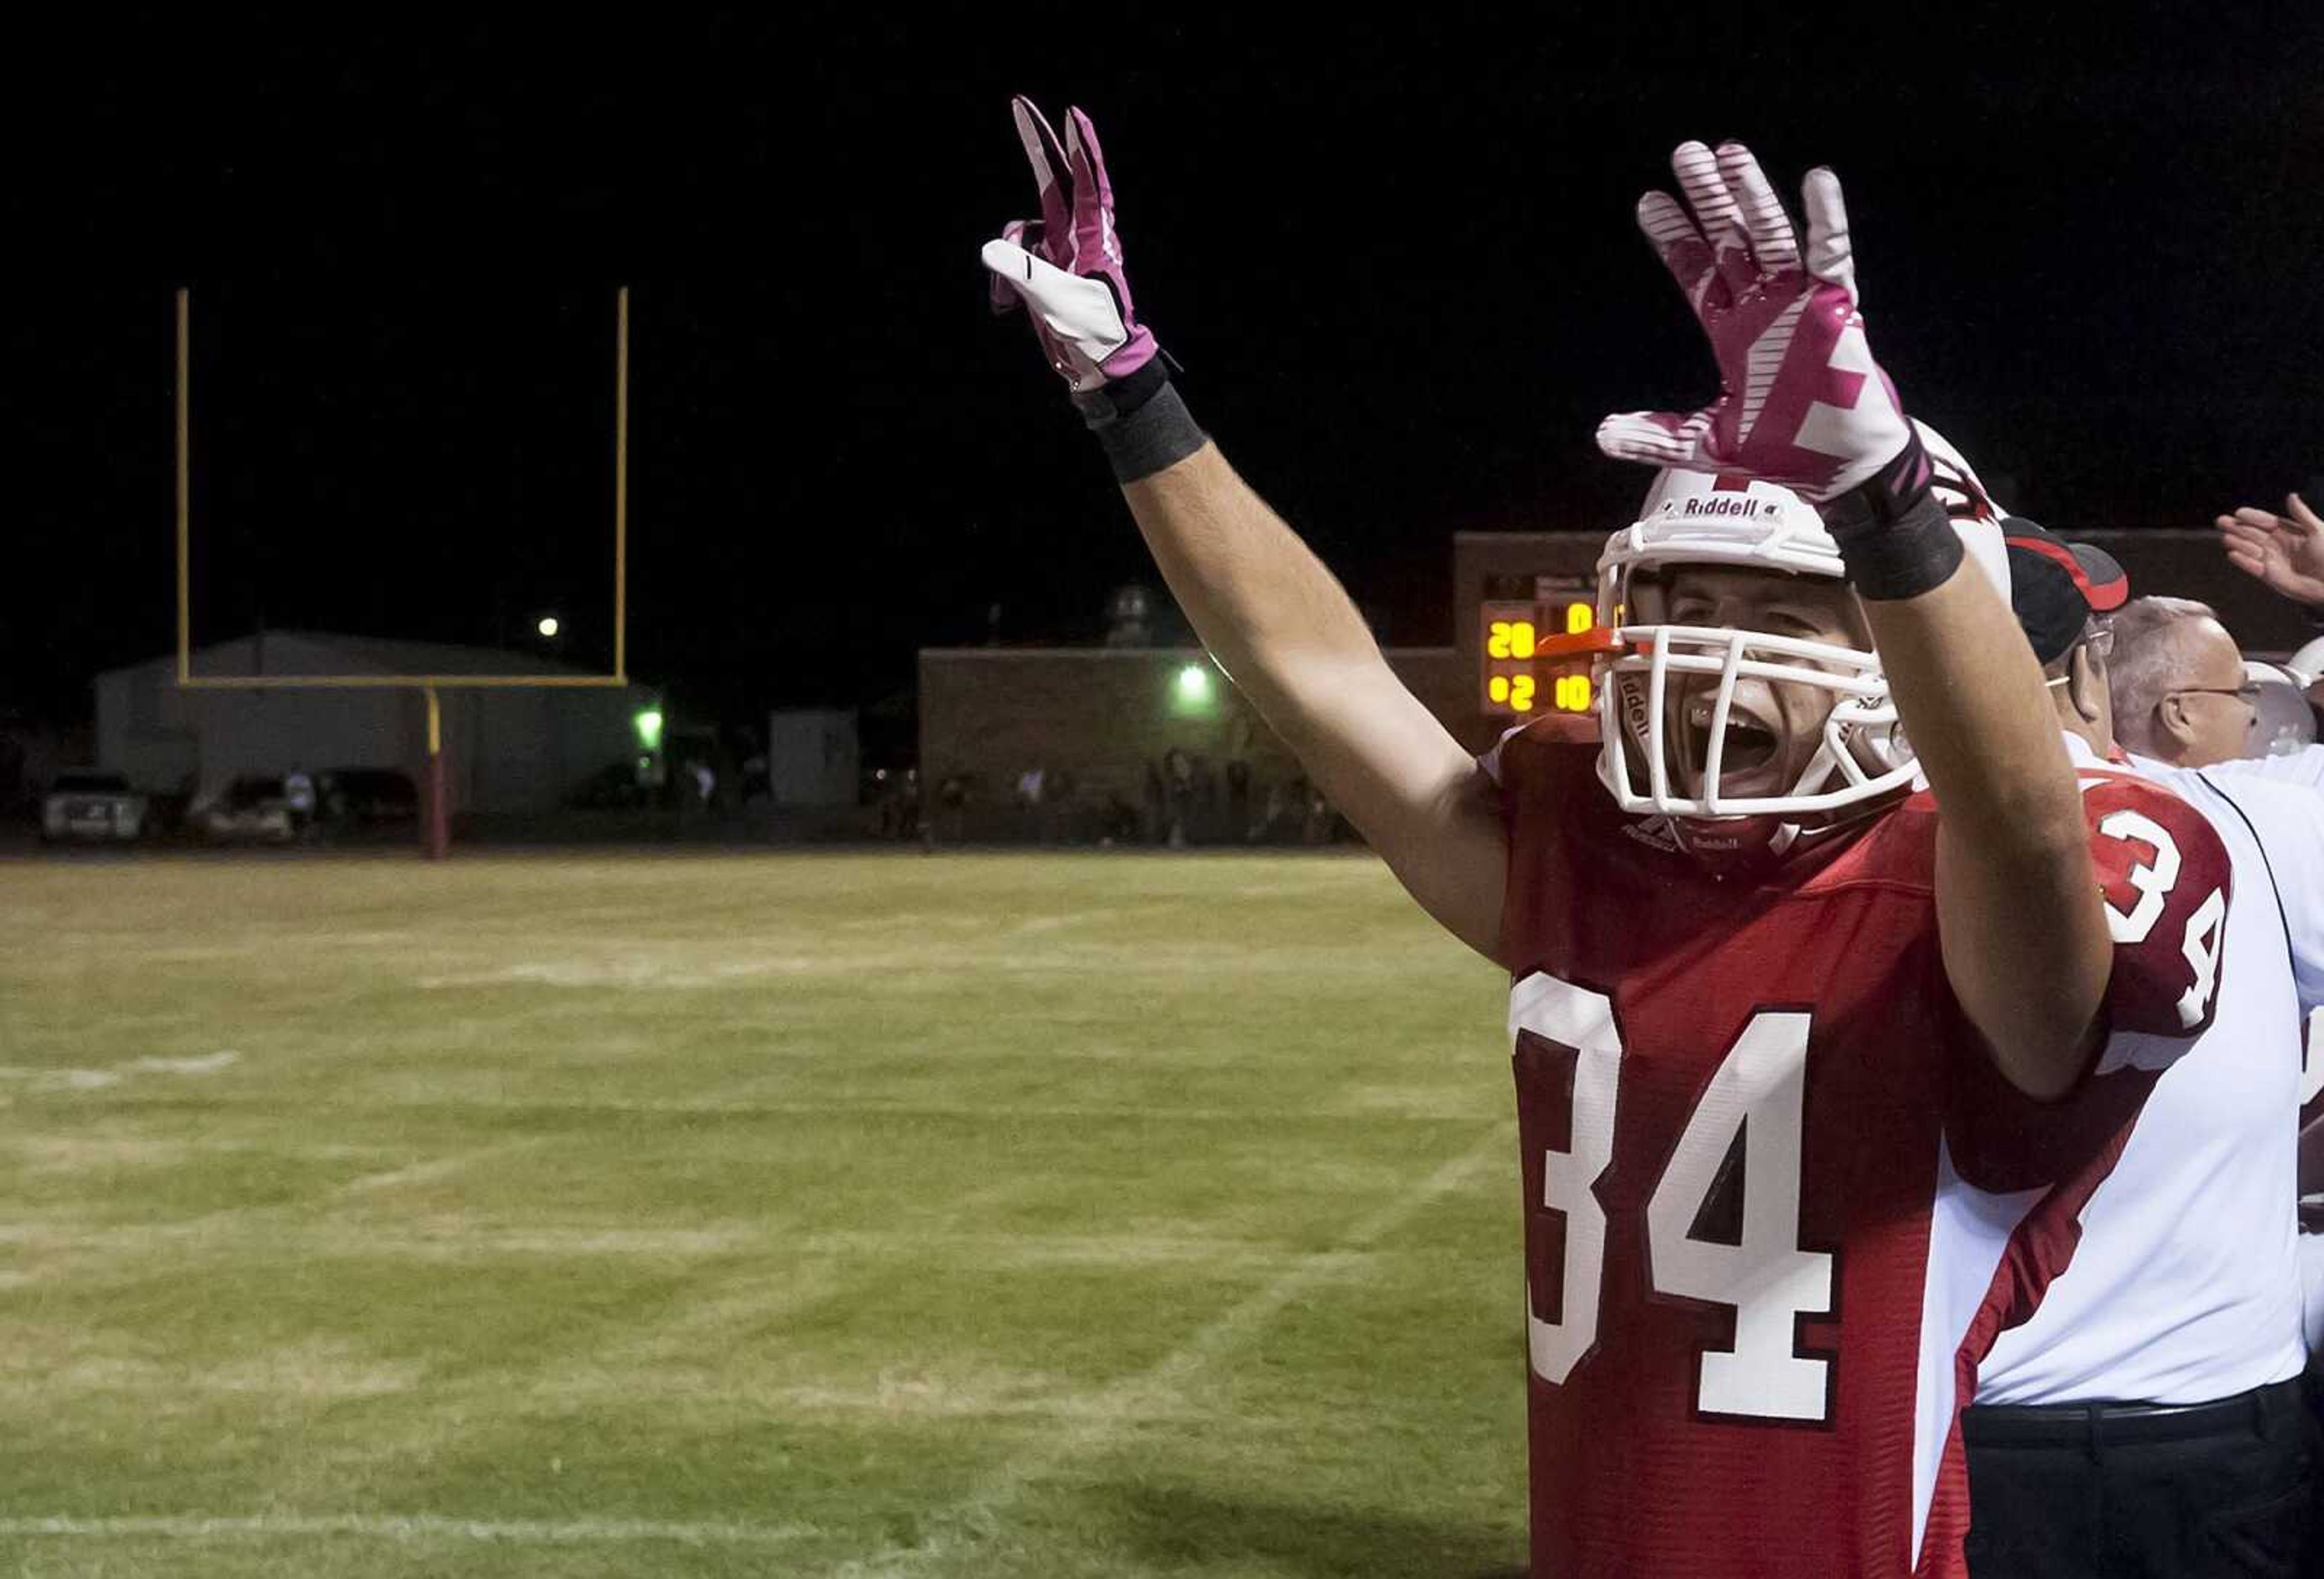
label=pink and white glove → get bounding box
[1597,142,1914,504]
[980,97,1161,394]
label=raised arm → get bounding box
[980,99,1506,962]
[1597,142,2111,1097]
[2216,493,2324,612]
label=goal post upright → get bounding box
[176,287,192,688]
[172,286,637,858]
[424,684,449,861]
[614,284,628,686]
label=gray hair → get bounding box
[2108,596,2221,754]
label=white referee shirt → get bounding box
[2207,743,2324,795]
[2207,747,2324,1108]
[1974,734,2324,1405]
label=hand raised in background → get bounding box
[2216,495,2324,609]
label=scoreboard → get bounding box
[1480,574,1603,717]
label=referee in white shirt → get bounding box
[1961,521,2324,1578]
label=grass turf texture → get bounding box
[0,852,1526,1578]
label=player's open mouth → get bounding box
[1685,700,1781,776]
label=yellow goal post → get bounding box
[171,286,637,856]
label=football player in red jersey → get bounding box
[983,112,2232,1575]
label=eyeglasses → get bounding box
[2167,682,2263,706]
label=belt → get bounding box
[1961,1377,2308,1449]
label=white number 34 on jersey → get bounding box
[1513,804,2225,1422]
[1512,975,1834,1422]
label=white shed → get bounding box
[96,632,661,815]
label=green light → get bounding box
[1175,665,1212,704]
[634,708,665,750]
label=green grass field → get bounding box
[0,850,1527,1578]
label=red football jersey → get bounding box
[1488,726,2231,1578]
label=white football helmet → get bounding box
[1591,424,2009,841]
[1594,470,1907,824]
[2245,660,2319,757]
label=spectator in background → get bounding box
[283,767,317,838]
[1160,747,1193,849]
[1141,758,1164,844]
[2207,491,2324,789]
[2105,597,2260,769]
[1226,757,1252,841]
[1961,520,2324,1577]
[2216,493,2324,619]
[1300,778,1334,846]
[1045,767,1076,844]
[933,772,970,846]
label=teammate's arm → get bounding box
[979,99,1507,962]
[1598,143,2110,1096]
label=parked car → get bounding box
[41,772,148,844]
[319,767,420,826]
[202,775,295,844]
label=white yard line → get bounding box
[142,1092,1497,1126]
[333,1136,549,1195]
[832,1122,1514,1579]
[0,1513,815,1548]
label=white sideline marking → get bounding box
[0,1514,814,1548]
[416,958,823,990]
[336,1137,547,1195]
[0,1067,119,1090]
[149,1093,1496,1126]
[0,1051,238,1091]
[833,1123,1513,1578]
[128,1052,240,1076]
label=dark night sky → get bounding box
[6,11,2321,740]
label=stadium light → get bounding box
[537,616,560,638]
[634,708,665,751]
[1169,662,1219,718]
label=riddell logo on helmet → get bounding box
[1663,497,1777,520]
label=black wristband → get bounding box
[1074,366,1207,485]
[1071,355,1171,424]
[1818,432,1964,601]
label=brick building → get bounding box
[917,528,2303,842]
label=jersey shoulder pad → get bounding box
[2081,770,2232,1039]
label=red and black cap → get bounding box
[2003,516,2130,666]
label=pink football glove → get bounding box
[980,97,1161,393]
[1597,142,1914,503]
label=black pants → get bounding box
[1962,1378,2319,1577]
